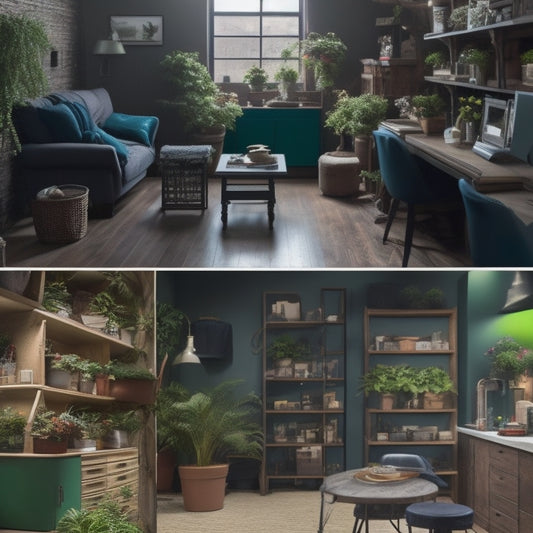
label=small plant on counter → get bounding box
[411,94,445,119]
[50,353,82,373]
[31,408,78,442]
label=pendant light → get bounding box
[500,271,533,313]
[172,315,202,365]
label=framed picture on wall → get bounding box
[110,16,163,45]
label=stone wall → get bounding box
[0,0,81,232]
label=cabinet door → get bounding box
[473,439,490,530]
[519,451,533,532]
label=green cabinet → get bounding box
[223,107,322,167]
[0,455,81,531]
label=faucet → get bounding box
[476,377,503,430]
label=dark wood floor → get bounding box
[3,176,471,268]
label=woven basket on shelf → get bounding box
[32,185,89,244]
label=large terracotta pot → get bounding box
[157,447,177,492]
[191,125,226,176]
[179,464,229,512]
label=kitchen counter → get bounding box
[458,426,533,453]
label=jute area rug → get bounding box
[157,490,430,533]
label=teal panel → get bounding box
[0,455,81,531]
[223,107,321,166]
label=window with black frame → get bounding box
[210,0,303,84]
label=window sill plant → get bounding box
[243,65,269,92]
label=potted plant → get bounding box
[0,407,26,452]
[267,334,309,377]
[0,13,49,152]
[300,32,347,89]
[456,95,483,143]
[360,169,382,198]
[77,360,103,394]
[411,93,446,135]
[485,337,533,384]
[47,353,82,390]
[425,50,449,76]
[448,5,469,31]
[458,46,491,85]
[57,499,142,533]
[243,65,269,91]
[31,408,77,453]
[160,50,243,173]
[171,380,263,511]
[275,46,300,100]
[520,49,533,86]
[107,360,157,404]
[103,410,142,449]
[416,366,456,409]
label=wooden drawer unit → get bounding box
[489,444,518,474]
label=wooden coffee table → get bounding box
[215,154,287,230]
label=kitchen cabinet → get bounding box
[261,289,346,493]
[363,307,458,500]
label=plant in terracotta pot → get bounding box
[107,360,157,404]
[171,380,263,511]
[411,93,446,135]
[160,50,243,173]
[416,366,456,409]
[243,65,269,91]
[31,408,77,453]
[0,407,26,452]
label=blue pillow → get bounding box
[91,127,129,167]
[103,112,158,146]
[37,103,82,142]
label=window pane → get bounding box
[214,59,259,83]
[262,16,299,36]
[262,37,297,58]
[214,0,260,12]
[214,37,260,59]
[262,59,301,82]
[214,16,260,35]
[263,0,299,12]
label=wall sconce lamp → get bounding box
[93,39,126,77]
[500,271,533,313]
[172,315,202,365]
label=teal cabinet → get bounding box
[0,455,81,531]
[224,107,321,167]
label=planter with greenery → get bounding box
[0,13,49,152]
[360,364,419,408]
[0,407,26,452]
[243,65,269,91]
[47,353,82,390]
[103,410,142,449]
[416,366,456,409]
[411,94,446,135]
[300,32,347,89]
[31,408,77,453]
[520,49,533,85]
[485,336,533,384]
[107,361,157,404]
[171,380,263,511]
[77,360,103,394]
[57,499,142,533]
[267,334,309,377]
[160,50,243,173]
[360,169,382,198]
[458,46,491,85]
[425,50,449,75]
[42,280,72,317]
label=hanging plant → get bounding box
[0,14,50,152]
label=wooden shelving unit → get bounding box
[261,289,346,493]
[363,307,458,500]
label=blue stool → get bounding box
[405,502,474,533]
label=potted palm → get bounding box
[171,380,263,511]
[243,65,269,91]
[160,50,243,173]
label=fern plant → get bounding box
[171,380,263,466]
[0,14,49,151]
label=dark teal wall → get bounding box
[462,271,533,425]
[157,270,466,469]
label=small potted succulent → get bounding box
[243,65,269,91]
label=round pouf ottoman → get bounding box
[318,151,361,197]
[405,502,474,533]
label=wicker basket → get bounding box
[32,185,89,243]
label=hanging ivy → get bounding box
[0,14,50,151]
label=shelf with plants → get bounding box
[262,289,346,493]
[363,306,458,499]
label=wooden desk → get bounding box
[318,469,438,533]
[405,134,533,225]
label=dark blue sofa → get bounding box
[15,88,158,217]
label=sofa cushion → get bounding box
[93,128,129,167]
[13,102,55,144]
[37,103,82,142]
[102,112,158,147]
[122,141,156,184]
[51,88,113,125]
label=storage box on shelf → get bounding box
[262,289,346,493]
[363,307,458,500]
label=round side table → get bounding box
[318,151,361,197]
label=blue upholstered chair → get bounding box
[373,129,460,267]
[458,179,533,267]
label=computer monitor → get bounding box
[510,90,533,165]
[480,97,512,149]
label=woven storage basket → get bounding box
[32,185,89,243]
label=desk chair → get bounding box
[373,129,460,267]
[458,179,533,267]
